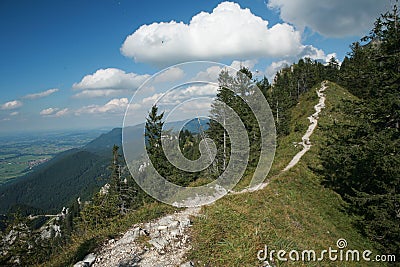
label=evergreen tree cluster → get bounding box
[265,57,339,135]
[321,5,400,256]
[207,67,264,176]
[143,105,208,187]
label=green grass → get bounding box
[0,154,52,183]
[187,82,384,266]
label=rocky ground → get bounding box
[74,207,200,267]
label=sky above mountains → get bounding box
[0,0,390,133]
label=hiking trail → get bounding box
[74,81,328,267]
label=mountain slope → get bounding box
[0,149,109,214]
[0,126,125,214]
[84,127,124,156]
[188,82,382,266]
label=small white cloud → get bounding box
[265,60,291,80]
[142,93,165,105]
[1,100,23,110]
[230,60,258,71]
[142,84,218,106]
[73,89,126,99]
[265,49,339,81]
[72,68,150,95]
[298,45,329,61]
[325,53,341,65]
[40,108,59,116]
[40,107,68,117]
[194,66,223,82]
[127,103,141,111]
[23,88,59,99]
[177,101,212,113]
[75,98,129,115]
[10,111,19,116]
[180,84,218,98]
[194,60,257,83]
[153,67,185,83]
[54,108,69,117]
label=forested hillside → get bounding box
[0,127,126,214]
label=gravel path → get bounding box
[283,81,326,171]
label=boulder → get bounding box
[180,261,195,267]
[83,253,96,265]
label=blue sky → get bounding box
[0,0,390,133]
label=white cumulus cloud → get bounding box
[121,1,312,65]
[265,60,291,80]
[142,84,218,106]
[194,60,258,83]
[230,60,258,71]
[267,0,388,37]
[40,107,68,117]
[72,68,150,98]
[40,108,59,116]
[73,89,124,99]
[265,50,340,82]
[23,88,59,99]
[76,98,129,115]
[1,100,23,110]
[54,108,69,117]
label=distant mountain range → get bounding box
[0,119,209,214]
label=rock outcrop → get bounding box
[74,207,199,267]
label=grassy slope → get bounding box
[188,82,383,266]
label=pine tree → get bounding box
[208,70,234,174]
[208,67,263,174]
[325,56,340,82]
[145,106,164,154]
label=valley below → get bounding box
[0,130,109,184]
